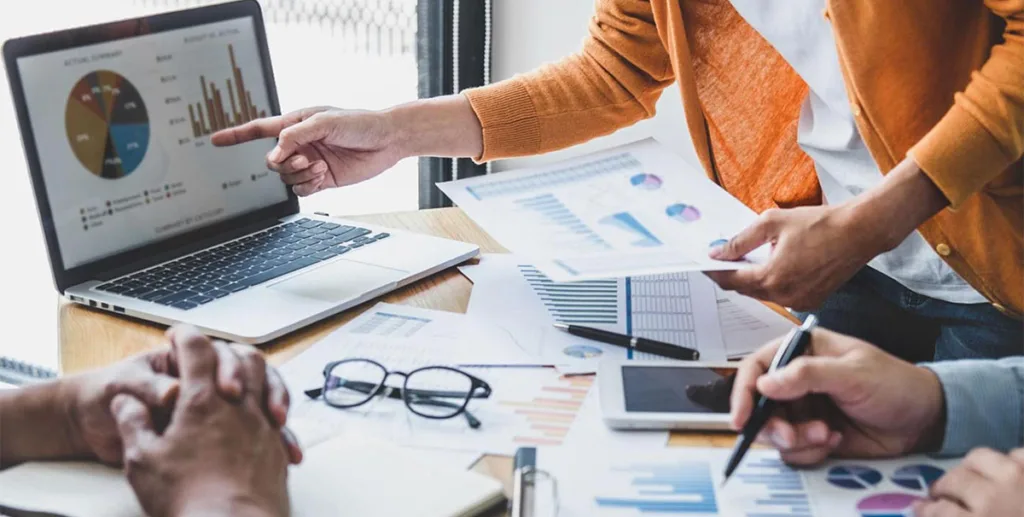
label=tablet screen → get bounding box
[622,366,736,413]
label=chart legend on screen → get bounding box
[188,44,267,138]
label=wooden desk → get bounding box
[59,207,736,513]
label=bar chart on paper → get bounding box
[517,266,727,360]
[595,461,719,513]
[395,369,595,455]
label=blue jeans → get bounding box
[800,267,1023,363]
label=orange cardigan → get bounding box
[464,0,1024,317]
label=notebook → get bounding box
[0,420,505,517]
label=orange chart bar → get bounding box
[188,44,267,138]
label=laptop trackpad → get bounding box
[268,259,407,303]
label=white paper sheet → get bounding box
[534,446,962,517]
[438,139,768,281]
[460,255,792,367]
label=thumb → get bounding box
[113,369,179,410]
[268,114,331,163]
[710,209,783,260]
[110,394,157,455]
[756,356,857,401]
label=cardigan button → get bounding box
[850,103,863,117]
[935,243,952,256]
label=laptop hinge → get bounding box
[92,216,284,282]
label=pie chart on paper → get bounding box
[890,464,945,491]
[630,173,663,191]
[666,203,702,222]
[856,493,924,517]
[826,465,883,490]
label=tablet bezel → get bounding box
[598,359,738,431]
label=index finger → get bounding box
[705,268,767,298]
[211,116,288,147]
[166,324,218,387]
[729,337,783,429]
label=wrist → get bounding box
[385,94,483,160]
[842,157,949,253]
[172,491,283,517]
[909,367,947,454]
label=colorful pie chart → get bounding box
[890,464,945,491]
[630,173,663,190]
[856,493,924,517]
[666,203,701,222]
[826,465,883,490]
[65,70,149,179]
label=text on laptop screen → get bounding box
[17,16,288,269]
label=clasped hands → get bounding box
[63,324,294,517]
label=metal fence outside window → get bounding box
[133,0,417,56]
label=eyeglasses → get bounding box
[304,358,493,428]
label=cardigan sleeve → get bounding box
[462,0,675,162]
[909,1,1024,207]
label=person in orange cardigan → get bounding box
[215,1,1023,362]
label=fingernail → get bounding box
[829,431,843,448]
[268,147,283,163]
[313,163,327,174]
[806,425,827,443]
[769,430,792,449]
[709,246,725,259]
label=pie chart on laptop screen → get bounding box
[65,70,150,179]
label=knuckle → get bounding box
[760,208,782,225]
[122,446,148,473]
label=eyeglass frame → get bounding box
[304,358,493,428]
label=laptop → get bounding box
[2,1,478,344]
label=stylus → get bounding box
[553,323,700,360]
[721,315,818,486]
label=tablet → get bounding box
[598,360,738,430]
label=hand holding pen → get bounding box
[723,319,947,472]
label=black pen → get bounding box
[553,323,700,361]
[721,314,818,486]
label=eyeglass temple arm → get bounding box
[407,394,483,429]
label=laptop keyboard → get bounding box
[93,218,390,311]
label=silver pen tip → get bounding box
[553,323,569,330]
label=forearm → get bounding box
[843,156,949,253]
[388,94,483,160]
[0,381,79,468]
[920,358,1024,456]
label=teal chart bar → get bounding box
[594,461,719,513]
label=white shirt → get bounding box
[728,0,986,304]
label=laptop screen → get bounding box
[16,15,288,269]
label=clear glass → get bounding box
[404,366,475,419]
[324,359,387,407]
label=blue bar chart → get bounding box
[730,456,812,517]
[594,461,719,513]
[348,311,432,337]
[464,152,640,200]
[518,265,619,326]
[514,194,612,253]
[519,266,701,359]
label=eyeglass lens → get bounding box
[324,360,477,419]
[404,366,475,419]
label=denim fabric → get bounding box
[800,267,1024,363]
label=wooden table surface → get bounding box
[59,207,738,514]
